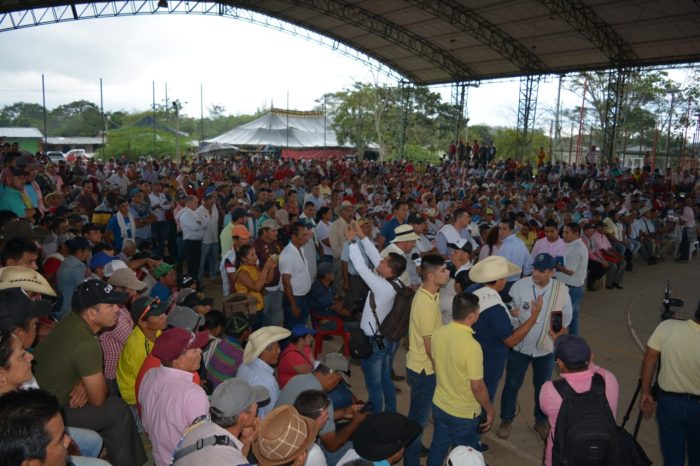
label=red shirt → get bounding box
[277,344,314,389]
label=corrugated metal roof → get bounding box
[0,127,43,138]
[46,137,103,145]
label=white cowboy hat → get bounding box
[468,256,521,284]
[243,326,291,364]
[391,224,420,243]
[0,266,57,297]
[334,200,358,217]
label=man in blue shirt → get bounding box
[496,220,532,294]
[308,262,358,329]
[379,201,409,248]
[150,263,176,302]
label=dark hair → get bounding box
[0,389,63,465]
[0,329,14,369]
[565,222,581,235]
[0,237,39,265]
[544,219,558,229]
[91,242,113,255]
[50,217,67,232]
[0,210,19,229]
[304,201,315,210]
[316,206,330,223]
[203,310,225,331]
[386,252,407,280]
[419,254,445,281]
[116,197,128,206]
[500,219,515,231]
[452,292,480,321]
[392,200,408,213]
[453,208,469,222]
[293,389,330,421]
[235,244,255,269]
[289,222,307,239]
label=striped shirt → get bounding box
[236,358,279,419]
[206,336,244,390]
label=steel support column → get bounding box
[515,75,540,160]
[451,81,466,144]
[602,68,630,164]
[398,80,413,159]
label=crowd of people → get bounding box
[0,140,699,466]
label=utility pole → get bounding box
[172,99,182,160]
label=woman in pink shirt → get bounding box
[277,325,317,389]
[540,335,619,466]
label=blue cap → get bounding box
[533,253,556,271]
[90,252,115,271]
[291,324,316,338]
[555,335,591,366]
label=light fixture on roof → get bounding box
[157,0,168,8]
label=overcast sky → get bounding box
[0,13,693,131]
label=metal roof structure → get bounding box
[0,127,44,138]
[46,136,103,145]
[0,1,699,85]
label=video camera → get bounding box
[661,280,684,320]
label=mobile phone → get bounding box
[551,311,563,333]
[360,402,373,414]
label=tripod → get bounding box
[621,378,645,439]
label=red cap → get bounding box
[151,328,209,363]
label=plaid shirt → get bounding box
[99,306,134,380]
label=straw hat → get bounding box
[243,326,291,364]
[252,405,318,466]
[334,200,357,217]
[468,256,521,283]
[0,266,57,297]
[391,224,420,243]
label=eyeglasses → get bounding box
[138,297,160,322]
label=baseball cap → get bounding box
[71,279,129,312]
[129,296,168,323]
[446,445,486,466]
[180,290,214,308]
[103,260,128,278]
[318,353,351,385]
[108,268,147,291]
[291,324,316,338]
[153,263,175,279]
[317,261,333,277]
[151,327,209,363]
[533,253,556,271]
[0,288,52,330]
[167,305,205,331]
[555,334,592,367]
[448,238,473,254]
[352,412,422,462]
[210,379,270,418]
[89,252,115,271]
[231,224,252,239]
[177,274,197,289]
[224,312,252,336]
[260,219,280,230]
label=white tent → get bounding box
[206,109,352,149]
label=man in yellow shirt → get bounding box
[404,255,450,466]
[427,292,494,466]
[116,296,168,406]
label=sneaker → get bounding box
[496,421,511,439]
[535,420,550,440]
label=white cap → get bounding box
[103,260,128,278]
[446,446,485,466]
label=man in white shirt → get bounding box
[555,223,588,336]
[178,196,204,278]
[148,182,172,258]
[677,197,696,263]
[346,223,407,415]
[195,193,220,282]
[435,209,475,258]
[279,222,313,330]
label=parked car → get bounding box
[46,151,66,164]
[65,149,94,162]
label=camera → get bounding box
[661,280,684,320]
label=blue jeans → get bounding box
[657,392,700,466]
[568,285,584,336]
[500,350,555,423]
[360,338,397,414]
[404,369,436,466]
[67,427,103,457]
[263,289,283,327]
[427,403,480,466]
[150,221,169,258]
[199,242,220,281]
[282,294,309,330]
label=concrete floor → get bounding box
[194,256,698,466]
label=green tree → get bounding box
[50,100,103,136]
[0,102,45,128]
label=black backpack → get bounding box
[370,280,415,342]
[553,373,652,466]
[348,326,373,359]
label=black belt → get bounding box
[659,389,700,400]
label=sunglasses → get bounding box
[138,297,161,322]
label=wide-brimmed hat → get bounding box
[0,266,57,297]
[243,326,291,364]
[353,412,422,461]
[252,405,318,466]
[468,256,521,283]
[391,224,420,243]
[334,200,357,217]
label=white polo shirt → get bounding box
[279,242,312,296]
